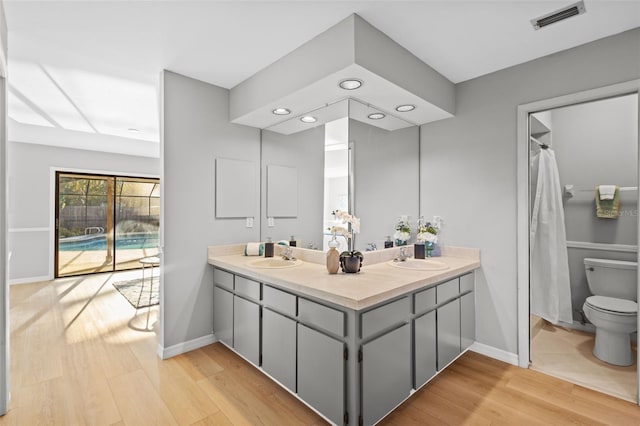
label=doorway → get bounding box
[55,172,160,277]
[528,94,638,402]
[517,79,640,405]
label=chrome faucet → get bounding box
[366,242,377,251]
[281,246,295,261]
[394,247,410,262]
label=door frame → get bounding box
[516,79,640,402]
[51,168,160,279]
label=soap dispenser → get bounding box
[264,237,274,258]
[384,236,393,249]
[289,235,297,247]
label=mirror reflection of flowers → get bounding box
[394,215,411,246]
[416,216,438,244]
[330,210,360,252]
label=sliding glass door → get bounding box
[55,172,160,278]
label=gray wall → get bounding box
[261,127,325,249]
[161,70,260,349]
[556,94,638,245]
[351,119,420,251]
[7,141,159,282]
[553,94,638,320]
[420,28,640,354]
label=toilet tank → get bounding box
[584,258,638,301]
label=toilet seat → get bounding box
[585,295,637,316]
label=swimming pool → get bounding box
[59,233,159,251]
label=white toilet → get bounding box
[583,258,638,366]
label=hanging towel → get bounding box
[598,185,616,200]
[596,186,620,219]
[244,242,264,256]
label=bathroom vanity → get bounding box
[207,245,480,425]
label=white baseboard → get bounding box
[470,342,519,366]
[157,333,217,359]
[9,275,51,285]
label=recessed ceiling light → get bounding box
[272,108,291,115]
[395,104,416,112]
[339,79,363,90]
[368,113,385,120]
[300,116,317,123]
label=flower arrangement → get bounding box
[393,216,411,246]
[330,210,363,273]
[329,210,360,252]
[416,216,438,244]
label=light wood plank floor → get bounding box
[2,272,640,425]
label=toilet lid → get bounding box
[586,295,638,314]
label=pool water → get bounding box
[59,233,159,251]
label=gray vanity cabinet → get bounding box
[213,269,235,346]
[436,278,461,371]
[414,310,437,387]
[297,323,344,425]
[460,273,475,351]
[233,296,260,366]
[262,308,296,392]
[213,286,233,346]
[414,287,437,387]
[361,323,412,426]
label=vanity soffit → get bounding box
[229,14,455,131]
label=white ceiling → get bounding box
[5,1,640,150]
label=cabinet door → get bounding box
[362,323,411,426]
[414,310,437,388]
[461,292,475,351]
[262,309,296,392]
[213,286,233,346]
[297,324,344,425]
[233,296,260,366]
[437,298,461,370]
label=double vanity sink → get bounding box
[208,244,480,425]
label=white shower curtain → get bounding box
[530,147,573,324]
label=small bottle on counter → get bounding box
[264,237,274,258]
[414,243,426,259]
[326,239,340,274]
[384,236,393,249]
[289,235,297,247]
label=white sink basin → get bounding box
[247,258,302,269]
[387,258,449,271]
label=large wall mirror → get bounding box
[261,98,420,251]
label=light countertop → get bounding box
[207,244,480,311]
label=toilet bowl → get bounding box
[582,258,638,367]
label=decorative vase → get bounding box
[340,251,363,273]
[326,241,340,274]
[396,239,407,247]
[426,242,434,257]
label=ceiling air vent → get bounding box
[531,1,586,30]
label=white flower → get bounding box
[417,231,437,243]
[393,230,410,242]
[350,217,360,234]
[333,210,360,234]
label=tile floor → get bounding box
[530,315,638,403]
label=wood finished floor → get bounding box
[3,272,640,425]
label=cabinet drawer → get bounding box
[361,297,409,340]
[414,287,436,315]
[460,273,474,293]
[213,268,234,291]
[263,285,296,317]
[298,298,345,337]
[235,276,260,300]
[436,278,460,303]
